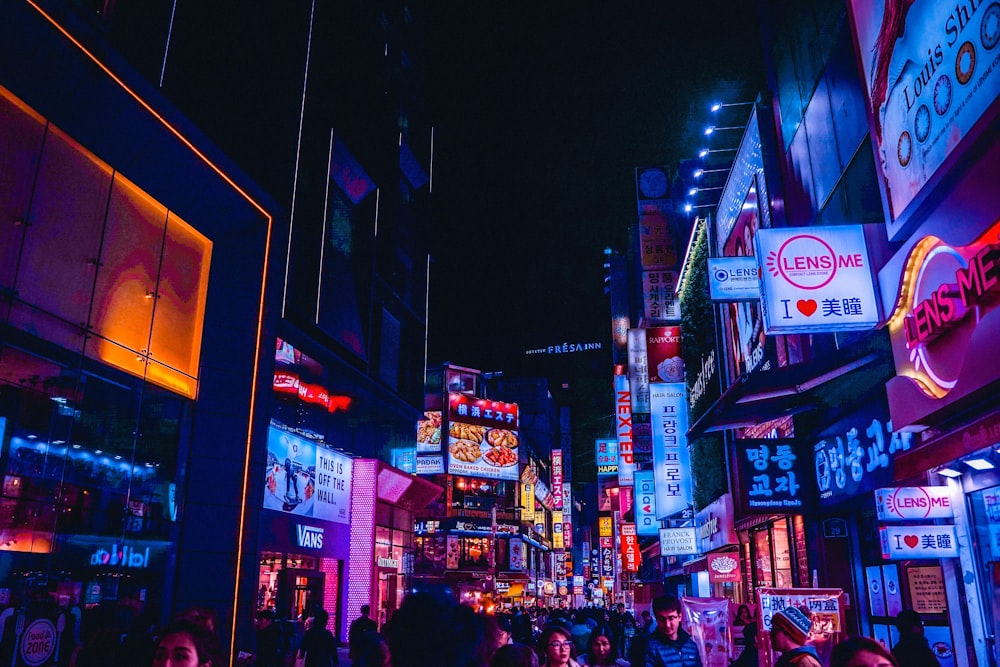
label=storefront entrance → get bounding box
[285,569,325,623]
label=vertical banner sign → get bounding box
[615,375,635,486]
[551,450,564,510]
[520,466,536,525]
[599,516,613,538]
[563,486,573,549]
[596,438,619,476]
[552,510,564,549]
[600,537,615,580]
[634,471,658,536]
[643,270,681,322]
[620,523,640,573]
[756,226,880,334]
[619,485,634,521]
[627,330,650,413]
[650,383,692,519]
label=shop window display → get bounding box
[968,486,1000,663]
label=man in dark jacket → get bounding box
[891,609,941,667]
[254,610,287,667]
[642,594,701,667]
[348,605,378,660]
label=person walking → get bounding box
[729,622,758,667]
[348,605,378,661]
[577,624,630,666]
[890,609,941,667]
[253,610,287,667]
[643,594,701,667]
[769,607,820,667]
[297,609,338,667]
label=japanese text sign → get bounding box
[634,470,658,536]
[551,450,564,510]
[620,523,641,573]
[756,226,880,334]
[849,0,1000,234]
[447,393,520,481]
[880,525,960,559]
[650,383,692,518]
[615,374,635,486]
[875,487,955,521]
[814,401,914,506]
[596,438,619,476]
[737,439,810,513]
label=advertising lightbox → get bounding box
[708,256,761,301]
[875,487,955,521]
[264,424,352,523]
[756,226,880,334]
[615,374,635,486]
[596,438,619,476]
[646,326,684,384]
[626,330,649,413]
[650,383,692,519]
[849,0,1000,237]
[634,471,659,536]
[446,393,520,481]
[880,525,959,559]
[658,527,698,556]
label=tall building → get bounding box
[0,0,437,660]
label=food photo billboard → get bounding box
[446,393,520,480]
[849,0,1000,238]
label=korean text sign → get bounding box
[756,226,880,334]
[447,393,520,481]
[849,0,1000,233]
[737,439,810,513]
[813,401,914,506]
[620,523,641,573]
[650,383,692,519]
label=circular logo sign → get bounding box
[766,234,838,290]
[20,618,57,667]
[714,268,730,282]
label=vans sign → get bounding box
[295,524,324,550]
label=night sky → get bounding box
[422,3,766,376]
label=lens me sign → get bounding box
[875,487,954,521]
[756,226,880,334]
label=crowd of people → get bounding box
[55,591,940,666]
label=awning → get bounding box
[687,335,893,440]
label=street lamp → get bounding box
[711,101,755,113]
[693,167,729,179]
[704,125,743,136]
[698,147,737,159]
[683,202,716,213]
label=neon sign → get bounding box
[887,219,1000,398]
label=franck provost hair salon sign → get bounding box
[756,226,880,334]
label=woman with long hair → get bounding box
[577,624,629,666]
[831,637,900,667]
[537,624,581,667]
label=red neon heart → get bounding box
[797,299,818,316]
[904,535,919,548]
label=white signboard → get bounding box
[708,256,761,301]
[627,329,649,413]
[875,487,955,521]
[756,226,880,334]
[658,527,699,556]
[879,525,959,559]
[314,448,352,523]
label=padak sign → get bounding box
[880,525,959,560]
[756,226,880,334]
[875,487,954,521]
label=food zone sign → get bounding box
[875,487,954,521]
[756,226,880,334]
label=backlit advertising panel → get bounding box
[849,0,1000,236]
[736,439,809,513]
[634,470,658,536]
[615,374,635,486]
[620,523,640,573]
[643,269,680,321]
[447,393,520,481]
[875,487,955,521]
[416,411,442,453]
[879,525,960,559]
[650,383,692,519]
[756,226,880,334]
[552,450,564,510]
[596,438,619,476]
[708,256,761,301]
[646,326,684,384]
[264,424,352,523]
